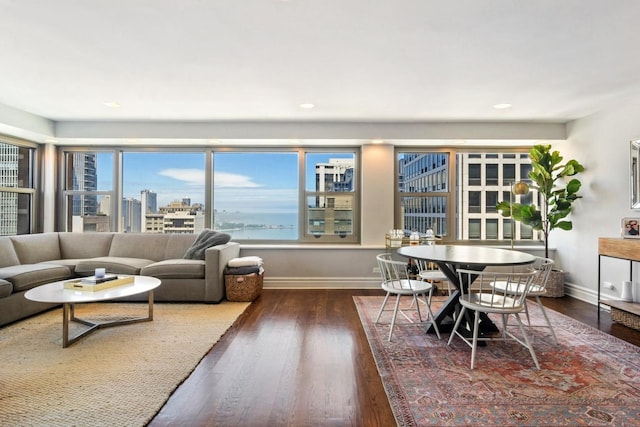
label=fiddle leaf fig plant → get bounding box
[496,144,585,258]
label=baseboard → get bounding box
[264,276,381,289]
[563,281,598,306]
[264,277,602,308]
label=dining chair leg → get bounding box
[524,300,532,325]
[514,313,540,369]
[388,293,402,341]
[535,296,559,345]
[375,292,391,323]
[414,295,424,322]
[426,304,441,340]
[447,306,467,346]
[470,310,480,370]
[501,313,509,340]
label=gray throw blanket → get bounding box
[183,229,231,260]
[224,265,262,275]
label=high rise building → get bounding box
[140,190,157,233]
[98,195,111,216]
[163,211,204,234]
[71,152,98,216]
[140,189,157,214]
[397,153,449,236]
[123,197,142,232]
[398,152,542,241]
[308,158,355,235]
[0,143,19,235]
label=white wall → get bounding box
[560,98,640,303]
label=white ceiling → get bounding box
[2,0,640,126]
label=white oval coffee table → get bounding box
[25,275,161,347]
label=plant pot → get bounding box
[543,269,564,297]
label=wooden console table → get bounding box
[598,238,640,328]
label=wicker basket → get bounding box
[543,270,565,298]
[225,272,263,302]
[611,307,640,330]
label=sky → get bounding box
[95,151,353,212]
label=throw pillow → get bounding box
[183,229,232,260]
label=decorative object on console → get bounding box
[64,275,135,291]
[621,217,640,238]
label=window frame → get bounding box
[58,145,360,244]
[302,148,360,243]
[395,147,541,245]
[0,137,38,236]
[395,149,456,241]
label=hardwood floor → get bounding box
[148,289,640,427]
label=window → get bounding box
[123,152,206,234]
[486,219,498,240]
[214,152,298,240]
[0,140,36,235]
[503,218,512,239]
[485,164,498,186]
[396,149,541,243]
[469,219,481,239]
[397,152,451,237]
[468,164,481,186]
[468,191,481,213]
[62,152,114,232]
[485,191,498,213]
[305,152,358,242]
[61,147,359,243]
[503,164,515,185]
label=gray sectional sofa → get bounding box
[0,232,240,327]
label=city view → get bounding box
[2,144,538,242]
[68,152,355,239]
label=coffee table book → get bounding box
[64,276,135,291]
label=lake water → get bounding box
[214,211,298,240]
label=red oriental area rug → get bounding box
[353,296,640,426]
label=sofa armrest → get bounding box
[204,241,240,302]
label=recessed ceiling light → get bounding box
[493,103,512,110]
[371,139,385,144]
[103,101,121,108]
[299,103,315,109]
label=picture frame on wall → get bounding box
[621,217,640,238]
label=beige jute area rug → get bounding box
[0,301,250,427]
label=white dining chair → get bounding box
[415,258,451,298]
[447,268,539,370]
[491,257,558,344]
[375,253,441,342]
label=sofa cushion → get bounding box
[59,232,114,259]
[10,233,61,264]
[141,259,205,279]
[0,263,71,292]
[183,230,232,260]
[164,234,198,260]
[47,259,86,274]
[109,234,170,261]
[75,257,155,276]
[0,238,20,268]
[0,279,12,298]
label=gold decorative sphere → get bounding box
[513,182,530,195]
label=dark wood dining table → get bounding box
[397,245,536,336]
